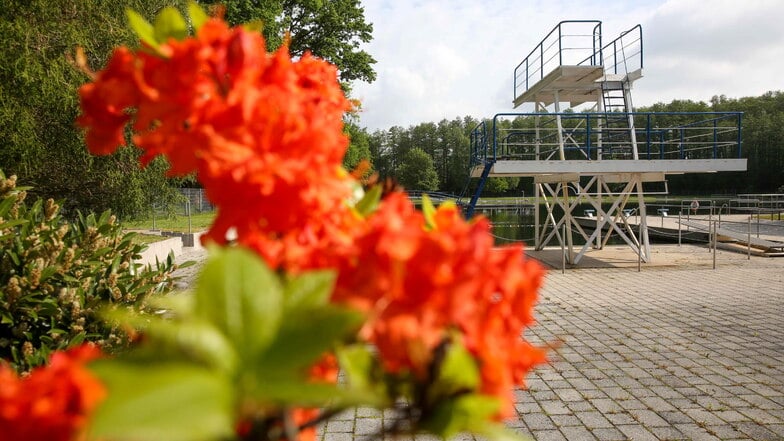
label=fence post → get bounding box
[561,223,566,275]
[186,199,192,234]
[678,211,682,247]
[712,220,717,270]
[747,215,751,260]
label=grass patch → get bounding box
[130,233,170,245]
[122,211,216,233]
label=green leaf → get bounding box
[337,344,391,404]
[283,270,336,309]
[153,7,189,42]
[354,184,382,216]
[103,306,239,374]
[337,344,375,391]
[249,378,381,408]
[187,1,209,31]
[88,360,234,441]
[242,19,264,33]
[420,394,501,439]
[194,247,283,360]
[0,219,28,229]
[39,265,58,284]
[428,339,480,403]
[421,194,436,230]
[126,9,158,48]
[255,305,362,375]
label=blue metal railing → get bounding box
[470,112,743,167]
[513,20,603,101]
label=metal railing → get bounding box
[601,24,643,76]
[512,21,645,101]
[513,20,602,101]
[470,112,743,167]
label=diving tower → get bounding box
[466,20,746,264]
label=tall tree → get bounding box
[343,121,372,172]
[397,148,439,191]
[0,0,187,219]
[209,0,376,84]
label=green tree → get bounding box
[208,0,376,84]
[398,147,439,191]
[343,121,372,172]
[0,0,187,219]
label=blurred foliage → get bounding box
[0,169,177,373]
[0,0,189,220]
[202,0,376,85]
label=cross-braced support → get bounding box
[534,173,661,264]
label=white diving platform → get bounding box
[464,21,747,266]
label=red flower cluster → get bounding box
[77,14,547,424]
[0,345,105,441]
[334,193,547,416]
[77,18,355,271]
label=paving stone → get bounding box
[522,413,555,431]
[529,429,567,441]
[559,425,598,440]
[354,418,382,436]
[575,411,614,429]
[673,423,722,441]
[591,427,627,441]
[629,409,670,427]
[539,400,571,416]
[326,420,354,433]
[320,248,784,441]
[616,424,658,441]
[648,425,688,440]
[549,414,581,427]
[322,433,353,441]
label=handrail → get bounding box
[600,24,643,75]
[513,20,602,101]
[470,111,743,166]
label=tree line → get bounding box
[2,0,782,221]
[0,0,374,219]
[365,91,784,197]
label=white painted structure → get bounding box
[467,21,746,264]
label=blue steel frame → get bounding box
[470,112,744,167]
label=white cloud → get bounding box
[353,0,784,130]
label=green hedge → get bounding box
[0,169,176,372]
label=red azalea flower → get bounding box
[334,192,547,416]
[0,344,105,441]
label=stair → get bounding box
[600,76,636,159]
[464,162,493,218]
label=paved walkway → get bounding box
[174,244,784,440]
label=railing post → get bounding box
[646,114,651,159]
[586,114,592,158]
[492,117,498,162]
[558,24,563,66]
[736,113,743,158]
[713,119,718,158]
[680,128,685,159]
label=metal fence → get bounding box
[178,188,214,213]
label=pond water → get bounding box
[477,203,641,247]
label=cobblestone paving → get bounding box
[314,245,784,441]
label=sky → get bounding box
[350,0,784,131]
